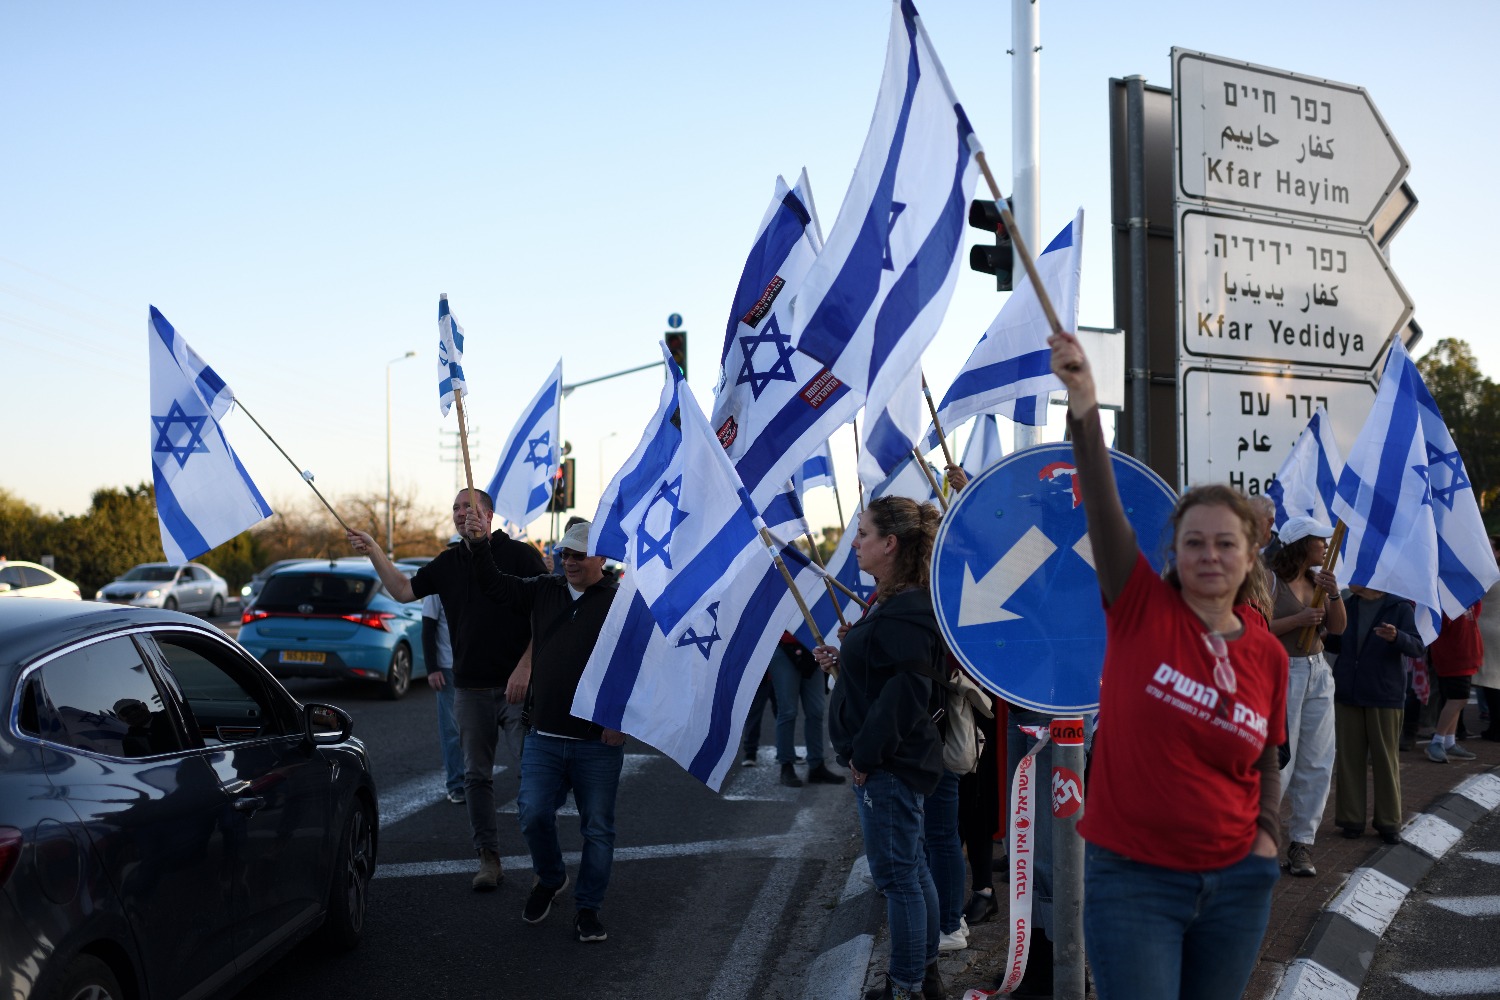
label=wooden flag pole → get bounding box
[851,417,867,513]
[974,151,1068,340]
[799,526,852,627]
[451,379,481,518]
[233,400,352,533]
[921,373,955,469]
[915,450,949,511]
[762,527,827,660]
[1297,520,1348,654]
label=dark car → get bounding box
[0,599,377,1000]
[239,558,320,607]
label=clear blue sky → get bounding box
[3,0,1493,543]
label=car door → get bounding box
[25,633,239,999]
[185,567,210,611]
[144,630,337,969]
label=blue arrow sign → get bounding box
[931,443,1177,713]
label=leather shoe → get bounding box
[807,763,846,784]
[780,763,803,787]
[963,890,998,925]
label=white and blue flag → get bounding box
[437,294,467,417]
[1332,339,1500,644]
[712,171,863,509]
[936,209,1083,432]
[792,0,981,487]
[1267,405,1343,531]
[592,343,768,640]
[792,441,838,500]
[148,306,273,563]
[486,360,562,527]
[960,413,1004,477]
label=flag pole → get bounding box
[851,417,866,513]
[451,379,481,516]
[233,400,352,533]
[914,450,949,511]
[831,475,847,532]
[921,373,955,468]
[975,151,1068,339]
[799,526,852,627]
[1297,520,1347,654]
[761,527,829,665]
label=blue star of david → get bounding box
[676,602,722,659]
[151,400,210,469]
[637,476,689,570]
[1411,463,1433,507]
[735,315,798,400]
[525,432,552,469]
[881,201,907,271]
[1424,442,1471,510]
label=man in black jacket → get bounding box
[349,488,546,892]
[468,516,624,944]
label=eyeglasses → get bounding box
[557,550,588,562]
[1201,631,1237,701]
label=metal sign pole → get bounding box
[1049,716,1087,1000]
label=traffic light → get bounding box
[547,458,576,512]
[968,199,1014,292]
[664,331,687,378]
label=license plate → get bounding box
[279,650,327,664]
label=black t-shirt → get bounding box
[411,537,547,688]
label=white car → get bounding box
[96,562,230,615]
[0,560,82,600]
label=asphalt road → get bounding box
[223,669,861,1000]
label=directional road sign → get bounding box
[1174,49,1409,227]
[931,443,1177,714]
[1179,209,1412,373]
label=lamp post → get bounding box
[386,351,417,557]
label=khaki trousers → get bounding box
[1333,703,1403,834]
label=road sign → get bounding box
[1178,366,1376,494]
[1179,209,1412,373]
[1174,49,1409,227]
[931,443,1177,714]
[666,313,683,329]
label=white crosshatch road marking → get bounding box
[1395,967,1500,996]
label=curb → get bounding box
[802,854,885,1000]
[1273,768,1500,1000]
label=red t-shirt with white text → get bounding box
[1077,554,1289,871]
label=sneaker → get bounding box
[472,849,503,892]
[780,762,804,787]
[938,924,968,952]
[1447,743,1478,760]
[963,890,998,925]
[740,749,758,767]
[446,787,466,804]
[522,875,568,923]
[806,763,847,784]
[1287,842,1316,877]
[574,907,607,943]
[1426,741,1449,763]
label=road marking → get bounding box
[1273,958,1359,1000]
[381,765,511,828]
[708,814,813,999]
[958,526,1056,627]
[1402,813,1464,859]
[1462,851,1500,866]
[801,933,875,1000]
[1326,867,1407,937]
[722,746,812,802]
[1395,967,1500,995]
[840,855,872,904]
[1455,772,1500,810]
[1427,895,1500,917]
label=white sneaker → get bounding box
[938,926,968,953]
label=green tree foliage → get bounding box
[1417,338,1500,516]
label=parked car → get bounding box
[0,560,81,600]
[240,558,320,606]
[236,560,427,699]
[96,563,230,616]
[0,598,377,1000]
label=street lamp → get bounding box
[386,351,417,557]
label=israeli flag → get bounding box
[148,307,273,563]
[572,529,823,792]
[1332,339,1500,644]
[792,0,981,487]
[792,441,838,500]
[1267,405,1343,531]
[960,413,1004,477]
[486,360,562,527]
[437,294,467,417]
[936,210,1083,432]
[711,171,863,510]
[591,343,768,639]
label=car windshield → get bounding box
[256,572,380,614]
[119,566,178,582]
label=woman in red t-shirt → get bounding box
[1050,330,1289,1000]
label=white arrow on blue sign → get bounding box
[932,443,1177,714]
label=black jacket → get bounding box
[410,537,546,688]
[828,588,945,794]
[1329,593,1423,709]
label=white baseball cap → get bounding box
[1278,515,1334,545]
[559,520,592,554]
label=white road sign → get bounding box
[1178,366,1376,494]
[1179,209,1412,373]
[1174,49,1408,227]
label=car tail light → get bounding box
[241,609,270,625]
[0,827,21,888]
[341,611,395,631]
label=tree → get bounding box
[1416,339,1500,517]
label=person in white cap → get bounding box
[1266,515,1345,877]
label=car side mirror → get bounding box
[304,702,354,746]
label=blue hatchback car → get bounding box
[237,560,427,699]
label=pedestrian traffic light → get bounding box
[968,199,1014,292]
[547,458,576,513]
[664,331,687,378]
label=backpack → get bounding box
[936,666,994,774]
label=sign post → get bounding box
[1050,717,1087,1000]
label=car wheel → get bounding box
[45,954,124,1000]
[163,596,178,612]
[381,644,412,700]
[316,797,374,951]
[209,594,224,617]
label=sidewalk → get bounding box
[848,701,1500,999]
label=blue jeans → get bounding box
[923,769,964,935]
[854,771,939,991]
[517,732,625,912]
[434,669,462,793]
[1084,843,1280,1000]
[740,670,776,755]
[770,647,826,765]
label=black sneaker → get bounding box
[780,762,804,787]
[741,749,757,767]
[574,907,607,942]
[963,890,998,925]
[522,875,568,924]
[806,763,846,784]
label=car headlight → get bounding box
[241,585,252,597]
[145,589,162,598]
[95,591,105,600]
